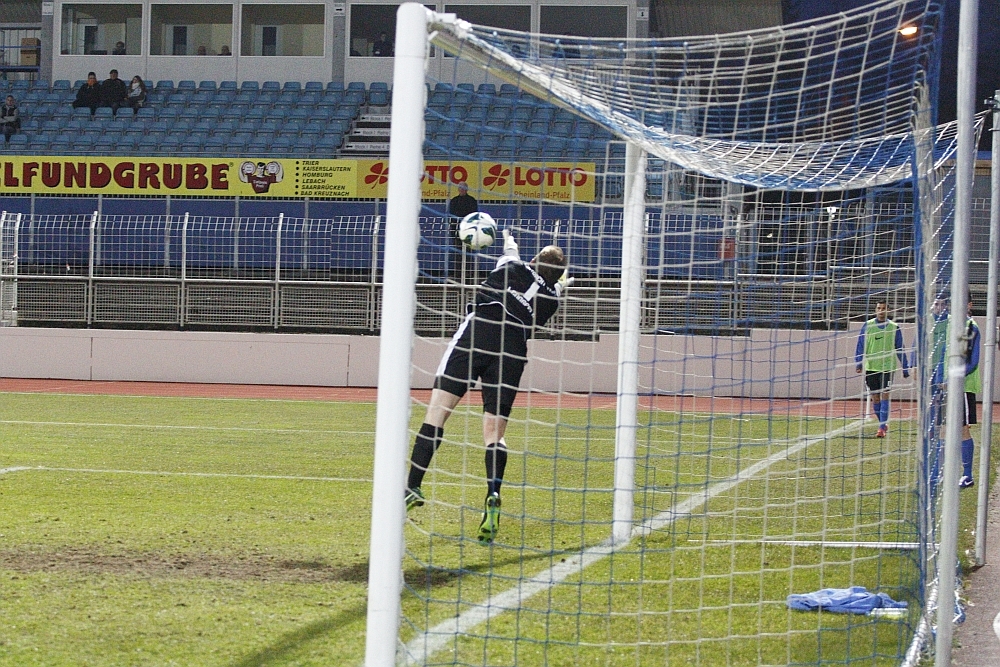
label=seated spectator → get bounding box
[0,95,20,143]
[219,45,231,56]
[127,75,147,114]
[112,41,126,55]
[99,69,128,114]
[72,72,101,115]
[196,46,208,56]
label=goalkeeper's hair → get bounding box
[533,245,566,285]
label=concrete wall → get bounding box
[5,320,985,402]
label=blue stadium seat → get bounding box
[155,80,175,91]
[257,91,278,105]
[202,107,222,120]
[262,81,281,91]
[124,123,146,138]
[281,119,305,136]
[304,81,324,92]
[282,81,301,91]
[204,136,226,152]
[299,92,320,107]
[316,134,342,153]
[346,81,366,91]
[193,119,215,133]
[191,91,213,105]
[177,80,196,91]
[233,130,254,143]
[369,81,389,92]
[94,107,114,120]
[288,108,310,121]
[136,106,156,120]
[477,83,497,96]
[368,91,389,106]
[292,136,315,156]
[213,120,236,135]
[64,118,88,132]
[534,107,556,122]
[228,134,249,152]
[270,136,292,153]
[247,138,270,154]
[145,129,166,144]
[53,79,71,91]
[456,83,474,93]
[219,80,237,91]
[198,80,217,91]
[316,96,339,111]
[43,92,62,105]
[240,81,260,92]
[28,136,49,153]
[257,119,280,136]
[53,106,73,120]
[551,120,573,136]
[326,81,344,91]
[300,121,324,137]
[73,106,93,119]
[157,108,179,122]
[30,79,49,91]
[164,93,189,108]
[41,119,62,133]
[116,135,140,153]
[239,118,261,133]
[178,107,200,122]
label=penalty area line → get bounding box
[1,466,371,484]
[401,418,865,666]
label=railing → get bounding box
[0,210,930,334]
[0,28,42,80]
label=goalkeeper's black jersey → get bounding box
[474,256,560,331]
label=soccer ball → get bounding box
[458,212,497,250]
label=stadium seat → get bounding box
[201,107,222,120]
[477,83,496,96]
[288,108,310,122]
[247,138,270,154]
[299,92,320,107]
[367,90,389,107]
[300,121,324,137]
[116,135,140,153]
[53,79,71,91]
[219,80,238,91]
[93,107,114,120]
[52,106,73,120]
[292,137,315,155]
[178,107,200,122]
[124,124,146,138]
[262,81,281,91]
[198,80,217,91]
[191,91,213,105]
[240,81,260,92]
[177,80,196,91]
[213,120,236,135]
[304,81,324,92]
[155,80,175,91]
[282,81,302,91]
[136,106,156,120]
[346,81,366,91]
[41,119,62,133]
[72,106,93,119]
[270,137,292,154]
[369,82,389,92]
[204,136,226,152]
[326,81,344,91]
[316,134,342,153]
[456,83,474,93]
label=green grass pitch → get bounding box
[0,391,928,666]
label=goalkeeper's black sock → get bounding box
[485,441,508,496]
[407,423,443,491]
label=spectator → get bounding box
[219,45,231,56]
[372,32,392,57]
[112,41,126,55]
[126,75,147,114]
[196,46,208,56]
[72,72,101,115]
[99,69,128,114]
[0,95,19,143]
[449,182,478,218]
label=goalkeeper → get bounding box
[855,300,909,437]
[404,230,569,545]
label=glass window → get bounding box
[61,4,142,55]
[150,4,234,56]
[241,5,325,56]
[443,5,531,32]
[349,5,396,57]
[540,6,628,38]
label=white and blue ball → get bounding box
[457,211,497,250]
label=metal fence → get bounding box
[0,209,939,334]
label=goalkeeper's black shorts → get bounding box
[435,311,527,418]
[964,392,978,426]
[864,370,893,393]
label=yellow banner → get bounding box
[0,156,596,201]
[357,159,596,202]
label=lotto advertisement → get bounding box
[0,157,596,202]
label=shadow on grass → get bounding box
[229,603,367,667]
[403,547,578,590]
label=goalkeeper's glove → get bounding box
[556,269,574,295]
[502,229,519,258]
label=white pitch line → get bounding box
[0,419,373,435]
[402,419,865,665]
[700,539,920,549]
[0,466,32,475]
[6,466,371,484]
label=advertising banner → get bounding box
[0,156,596,202]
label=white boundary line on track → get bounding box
[0,419,373,435]
[0,466,371,483]
[699,539,920,549]
[401,418,866,666]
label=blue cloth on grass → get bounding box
[787,586,907,614]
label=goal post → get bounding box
[363,1,982,665]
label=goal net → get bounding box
[365,1,976,665]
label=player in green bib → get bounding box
[959,295,981,488]
[855,301,910,437]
